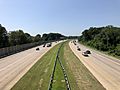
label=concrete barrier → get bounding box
[0,42,43,58]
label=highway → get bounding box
[69,41,120,90]
[0,41,61,90]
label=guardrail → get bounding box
[48,42,71,90]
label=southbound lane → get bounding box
[0,41,62,90]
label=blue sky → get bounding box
[0,0,120,36]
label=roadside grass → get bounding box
[11,43,61,90]
[59,41,105,90]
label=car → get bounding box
[77,46,81,51]
[36,47,40,51]
[86,50,91,54]
[47,43,52,47]
[82,52,88,57]
[43,43,46,47]
[74,42,76,45]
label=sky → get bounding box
[0,0,120,36]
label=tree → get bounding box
[25,33,33,43]
[79,25,120,55]
[0,24,66,48]
[42,33,65,41]
[42,33,48,41]
[0,24,9,48]
[9,30,27,45]
[34,34,41,42]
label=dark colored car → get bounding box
[86,50,91,54]
[74,43,76,45]
[43,43,46,47]
[77,46,81,51]
[36,48,40,51]
[82,52,88,57]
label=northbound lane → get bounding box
[69,41,120,90]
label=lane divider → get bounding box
[48,42,71,90]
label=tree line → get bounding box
[0,24,65,48]
[78,25,120,56]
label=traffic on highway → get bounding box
[70,40,120,90]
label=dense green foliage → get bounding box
[0,24,9,48]
[42,33,65,41]
[9,30,30,45]
[67,36,78,39]
[79,25,120,56]
[0,24,65,48]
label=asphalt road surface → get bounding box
[0,41,62,90]
[69,41,120,90]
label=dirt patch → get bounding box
[61,80,65,82]
[44,68,48,73]
[53,80,56,82]
[38,78,43,90]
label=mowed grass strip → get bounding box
[11,43,61,90]
[52,58,66,90]
[59,41,79,90]
[59,41,106,90]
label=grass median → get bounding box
[58,42,79,90]
[52,59,66,90]
[11,41,105,90]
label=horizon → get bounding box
[1,0,120,36]
[2,24,120,37]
